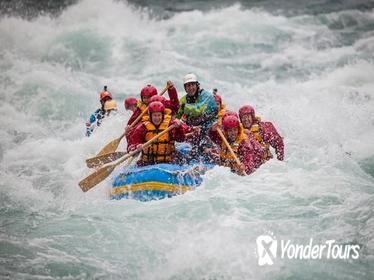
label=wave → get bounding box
[1,1,374,279]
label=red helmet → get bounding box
[222,115,240,130]
[100,90,112,101]
[213,94,222,106]
[239,105,255,119]
[124,97,137,109]
[150,95,166,104]
[148,101,165,113]
[140,85,158,98]
[222,110,239,121]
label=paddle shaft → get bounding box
[217,127,247,176]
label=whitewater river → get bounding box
[1,0,374,279]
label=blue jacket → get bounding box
[176,89,218,130]
[85,108,105,137]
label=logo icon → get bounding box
[256,235,277,266]
[255,234,360,266]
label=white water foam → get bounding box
[1,1,373,279]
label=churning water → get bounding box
[1,0,374,279]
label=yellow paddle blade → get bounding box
[96,133,125,156]
[80,152,137,192]
[79,164,117,192]
[86,151,127,168]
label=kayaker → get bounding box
[176,73,218,160]
[127,101,196,166]
[208,115,257,175]
[239,105,284,161]
[124,97,138,112]
[85,86,113,137]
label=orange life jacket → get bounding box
[219,126,247,169]
[141,112,175,164]
[250,116,272,160]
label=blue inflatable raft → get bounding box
[111,143,214,201]
[111,163,210,201]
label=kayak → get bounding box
[111,163,211,201]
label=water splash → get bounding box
[1,0,373,279]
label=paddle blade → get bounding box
[96,137,122,156]
[86,151,127,168]
[79,164,116,192]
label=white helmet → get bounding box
[183,73,198,85]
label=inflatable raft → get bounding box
[111,163,210,201]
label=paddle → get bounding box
[217,127,247,176]
[96,132,125,156]
[86,151,127,168]
[94,86,169,157]
[79,123,178,192]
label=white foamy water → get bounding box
[1,0,374,279]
